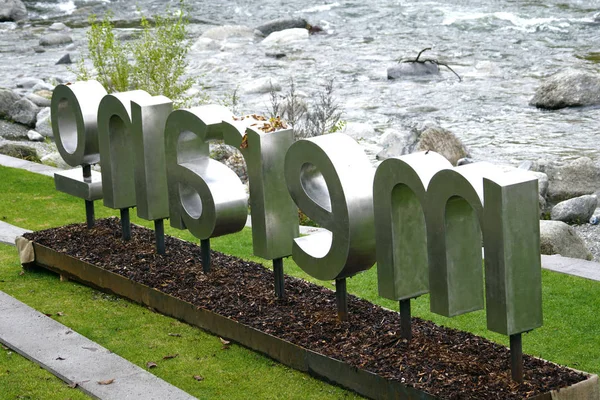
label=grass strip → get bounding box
[0,164,599,398]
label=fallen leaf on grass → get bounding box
[193,375,204,381]
[68,382,78,389]
[98,378,115,385]
[2,346,8,351]
[19,271,24,276]
[56,312,65,317]
[146,361,157,369]
[220,337,230,349]
[162,354,179,360]
[168,333,181,337]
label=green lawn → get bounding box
[0,164,599,399]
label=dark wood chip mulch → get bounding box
[24,218,587,399]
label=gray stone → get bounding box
[31,82,54,92]
[376,129,419,160]
[200,25,255,40]
[387,62,440,79]
[0,119,28,139]
[0,142,39,161]
[0,0,27,22]
[551,195,598,224]
[15,77,43,89]
[39,33,73,47]
[540,220,592,260]
[255,18,308,36]
[48,22,69,31]
[25,93,50,107]
[261,28,309,45]
[55,53,72,65]
[530,69,600,110]
[8,98,39,127]
[26,130,43,142]
[40,151,69,169]
[35,107,52,137]
[32,46,46,53]
[0,87,20,119]
[415,126,468,166]
[546,157,600,203]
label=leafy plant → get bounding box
[73,1,198,107]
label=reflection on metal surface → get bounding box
[164,106,248,240]
[51,80,107,167]
[221,120,298,260]
[373,151,452,301]
[97,90,151,210]
[131,96,173,221]
[285,133,376,280]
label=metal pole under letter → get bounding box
[120,208,131,241]
[154,219,165,255]
[82,165,94,228]
[201,239,211,273]
[510,333,523,383]
[336,278,348,322]
[273,258,285,299]
[399,299,412,341]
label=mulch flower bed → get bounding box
[24,217,586,399]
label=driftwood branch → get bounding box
[398,48,462,82]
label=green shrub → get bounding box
[73,1,198,108]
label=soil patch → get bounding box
[24,218,587,399]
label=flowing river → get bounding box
[2,0,600,165]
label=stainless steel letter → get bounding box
[373,152,452,301]
[164,106,248,239]
[483,170,543,335]
[285,133,376,280]
[97,90,151,210]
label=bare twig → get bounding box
[398,48,462,82]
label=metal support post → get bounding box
[154,219,165,255]
[201,239,211,273]
[336,278,348,322]
[510,333,523,383]
[400,299,412,341]
[82,165,94,228]
[273,258,285,299]
[120,208,131,241]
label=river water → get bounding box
[3,0,600,165]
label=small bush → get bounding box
[267,78,344,140]
[73,1,198,108]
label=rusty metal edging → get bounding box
[30,243,594,400]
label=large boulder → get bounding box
[387,62,440,80]
[376,129,419,160]
[343,122,377,142]
[9,98,39,127]
[530,69,600,110]
[540,220,592,260]
[415,126,468,166]
[25,93,51,107]
[255,18,308,37]
[39,33,73,47]
[0,87,20,119]
[551,195,598,224]
[545,157,600,203]
[261,28,309,45]
[550,195,598,224]
[0,0,26,22]
[0,143,39,162]
[16,77,44,89]
[34,107,52,137]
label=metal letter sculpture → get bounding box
[49,82,545,383]
[374,153,542,381]
[51,80,107,227]
[285,133,376,319]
